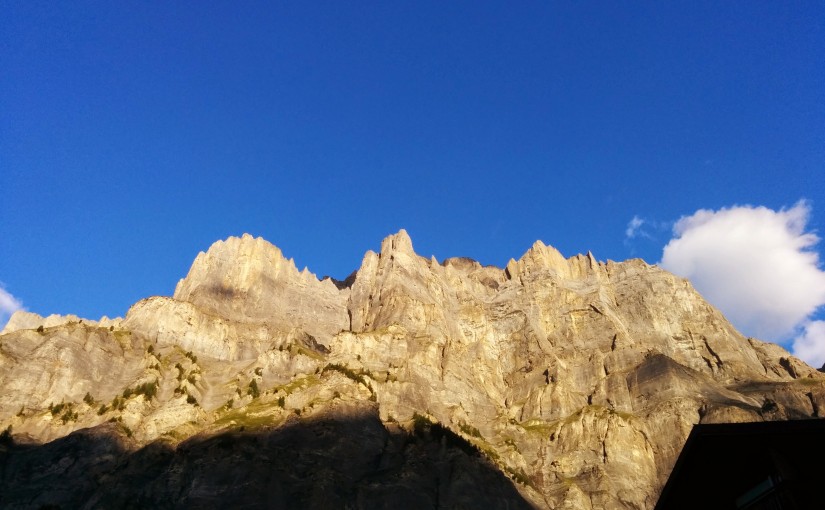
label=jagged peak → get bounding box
[183,234,290,272]
[441,256,481,271]
[520,239,563,260]
[379,229,415,256]
[505,241,608,280]
[1,310,122,335]
[173,234,305,301]
[504,258,519,280]
[226,233,287,259]
[513,240,569,275]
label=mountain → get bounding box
[1,231,823,509]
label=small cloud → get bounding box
[659,201,825,364]
[0,284,24,329]
[624,216,671,245]
[792,321,825,369]
[625,216,671,257]
[625,215,647,240]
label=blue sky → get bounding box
[2,3,824,362]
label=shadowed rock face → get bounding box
[0,407,532,510]
[1,230,824,509]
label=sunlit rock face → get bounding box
[2,231,823,509]
[172,233,350,345]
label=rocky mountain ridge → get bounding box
[2,230,823,509]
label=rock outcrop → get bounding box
[172,234,348,344]
[1,231,823,509]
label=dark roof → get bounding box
[655,419,825,510]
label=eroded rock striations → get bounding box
[2,231,823,509]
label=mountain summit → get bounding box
[2,232,823,508]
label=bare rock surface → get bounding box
[172,233,349,346]
[1,311,121,335]
[2,230,823,509]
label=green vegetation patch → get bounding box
[214,400,283,430]
[519,406,636,437]
[520,419,557,435]
[50,402,79,424]
[277,374,320,395]
[61,409,79,424]
[322,363,367,385]
[49,402,68,416]
[503,465,534,487]
[291,344,325,361]
[122,380,159,400]
[411,413,490,460]
[502,437,519,452]
[248,379,260,399]
[321,363,375,394]
[459,422,482,438]
[611,408,636,421]
[111,396,127,411]
[1,425,12,443]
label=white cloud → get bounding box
[659,201,825,365]
[625,216,671,244]
[625,215,647,239]
[0,285,24,329]
[792,321,825,369]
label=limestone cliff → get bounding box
[1,231,823,509]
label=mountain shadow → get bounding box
[0,409,534,509]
